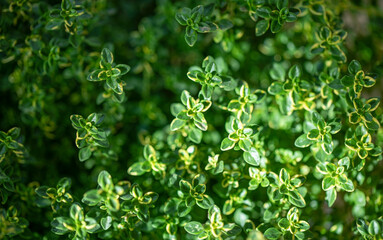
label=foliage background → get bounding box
[0,0,383,239]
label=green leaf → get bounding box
[310,44,324,54]
[69,203,83,221]
[189,127,203,144]
[255,20,269,36]
[223,200,234,215]
[325,163,337,173]
[363,76,376,87]
[179,180,192,193]
[7,127,20,139]
[328,78,343,89]
[181,90,191,106]
[198,22,217,33]
[366,97,380,111]
[193,113,208,131]
[243,148,260,166]
[299,220,310,231]
[170,103,185,117]
[270,19,282,33]
[131,184,143,198]
[184,221,204,235]
[143,145,155,159]
[338,157,350,169]
[288,65,301,80]
[326,188,337,207]
[365,118,380,131]
[286,12,298,22]
[177,201,192,217]
[35,186,49,198]
[193,174,206,186]
[106,78,118,91]
[368,220,381,236]
[136,209,149,222]
[78,146,92,162]
[339,177,354,192]
[288,190,306,208]
[185,28,197,47]
[61,0,73,10]
[116,64,130,75]
[128,162,148,176]
[106,196,120,211]
[279,168,289,184]
[194,184,206,194]
[224,223,242,236]
[51,217,71,235]
[341,75,354,87]
[357,219,369,236]
[142,192,159,204]
[86,217,100,233]
[191,5,203,22]
[349,112,360,124]
[348,60,362,75]
[358,148,368,159]
[322,176,335,191]
[202,3,214,16]
[221,138,236,151]
[330,45,347,62]
[268,82,284,95]
[170,118,186,131]
[256,7,271,18]
[291,176,305,188]
[88,113,105,125]
[101,48,113,64]
[264,227,282,240]
[175,12,188,25]
[329,122,341,134]
[278,218,290,229]
[70,115,83,129]
[238,138,252,152]
[212,161,224,175]
[46,19,62,30]
[276,0,288,9]
[218,19,233,30]
[98,170,113,190]
[294,134,313,148]
[295,232,306,240]
[177,111,189,120]
[0,143,6,156]
[270,63,286,81]
[307,129,320,140]
[196,195,214,209]
[221,77,237,91]
[94,139,109,148]
[322,142,333,155]
[58,178,71,191]
[82,189,102,206]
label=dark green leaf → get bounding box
[184,221,204,235]
[294,134,313,148]
[255,20,269,36]
[79,146,92,162]
[264,227,282,240]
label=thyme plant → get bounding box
[1,0,383,239]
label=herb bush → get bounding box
[1,0,383,239]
